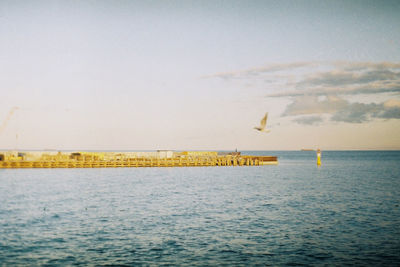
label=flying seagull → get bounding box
[254,112,270,133]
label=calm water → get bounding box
[1,151,399,266]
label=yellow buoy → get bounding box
[317,149,321,166]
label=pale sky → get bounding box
[1,0,400,150]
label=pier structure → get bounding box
[0,151,277,169]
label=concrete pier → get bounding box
[0,151,278,169]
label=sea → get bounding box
[0,151,399,266]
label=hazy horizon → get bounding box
[1,1,400,151]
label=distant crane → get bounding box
[0,106,19,134]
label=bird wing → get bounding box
[259,112,268,129]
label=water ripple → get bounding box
[0,151,400,265]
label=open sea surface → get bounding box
[1,151,400,266]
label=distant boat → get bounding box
[301,149,314,151]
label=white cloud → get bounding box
[282,95,347,116]
[207,61,400,124]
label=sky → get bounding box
[1,0,400,151]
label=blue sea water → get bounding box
[0,151,399,266]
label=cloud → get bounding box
[203,62,316,81]
[384,99,400,108]
[377,100,400,119]
[207,61,400,124]
[282,95,347,116]
[207,61,400,97]
[268,81,400,97]
[331,101,400,123]
[283,95,400,123]
[271,61,400,123]
[376,106,400,119]
[334,61,400,71]
[268,63,400,97]
[298,69,400,88]
[293,116,324,125]
[331,102,380,123]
